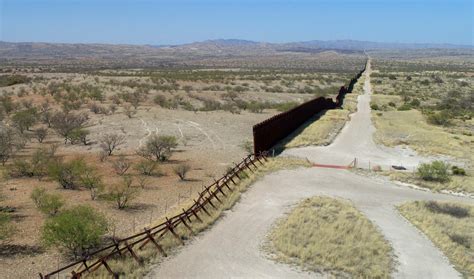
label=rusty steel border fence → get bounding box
[253,63,366,154]
[40,152,268,279]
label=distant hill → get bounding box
[0,39,471,68]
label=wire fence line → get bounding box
[40,152,269,279]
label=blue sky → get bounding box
[1,0,472,45]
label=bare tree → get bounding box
[51,111,88,144]
[100,133,125,156]
[123,104,136,119]
[110,176,138,209]
[173,163,191,181]
[0,127,24,165]
[112,155,131,176]
[34,127,48,143]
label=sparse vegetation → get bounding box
[41,205,108,258]
[109,176,139,209]
[100,133,125,156]
[47,158,89,189]
[398,201,473,276]
[137,134,178,162]
[30,187,64,216]
[265,196,393,277]
[173,163,191,180]
[417,161,451,182]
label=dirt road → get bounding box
[284,59,437,170]
[146,60,472,278]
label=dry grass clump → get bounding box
[265,196,393,278]
[398,201,474,277]
[282,109,350,148]
[389,171,474,195]
[88,156,311,277]
[372,109,473,162]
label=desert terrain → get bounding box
[0,41,473,278]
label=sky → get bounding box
[1,0,473,45]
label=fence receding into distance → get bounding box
[40,60,367,278]
[253,63,366,154]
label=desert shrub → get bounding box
[51,111,88,144]
[397,103,412,111]
[30,187,64,216]
[123,104,136,118]
[80,168,104,200]
[99,133,125,156]
[410,98,420,108]
[89,103,109,114]
[241,140,253,154]
[12,108,37,133]
[424,201,469,218]
[370,103,380,110]
[427,111,452,126]
[137,134,178,162]
[48,158,88,189]
[112,155,131,176]
[388,102,396,107]
[417,161,450,182]
[173,163,191,181]
[0,75,30,87]
[153,95,178,109]
[68,128,90,145]
[247,101,265,113]
[420,79,430,86]
[41,205,108,257]
[201,99,221,111]
[0,127,24,165]
[8,148,55,178]
[34,127,48,143]
[0,212,15,243]
[109,176,138,209]
[8,159,34,177]
[274,101,299,112]
[451,166,466,176]
[134,160,158,176]
[449,233,471,248]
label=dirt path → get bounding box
[146,59,472,278]
[147,168,470,279]
[284,59,436,170]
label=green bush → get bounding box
[451,166,466,176]
[8,148,55,178]
[0,212,15,243]
[109,176,138,209]
[427,111,452,126]
[370,103,380,110]
[417,161,451,182]
[134,160,159,176]
[410,98,421,107]
[137,135,178,162]
[12,108,37,133]
[397,103,412,111]
[68,128,90,145]
[30,187,64,216]
[41,205,108,257]
[48,158,88,189]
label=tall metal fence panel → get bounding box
[253,64,366,154]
